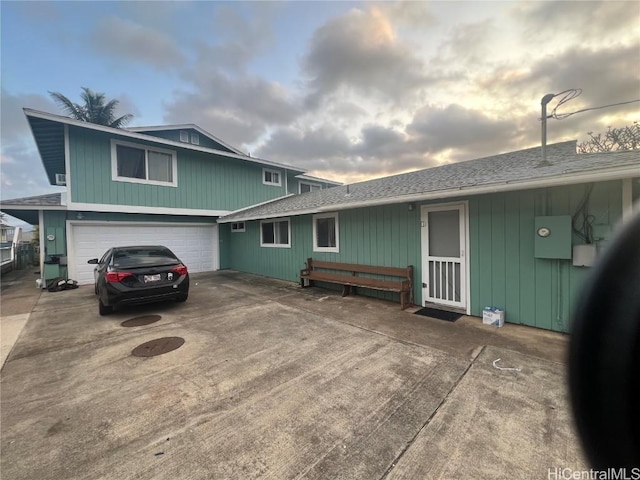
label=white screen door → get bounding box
[421,203,467,309]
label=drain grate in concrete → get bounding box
[131,337,185,357]
[121,315,162,327]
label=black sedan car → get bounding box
[88,245,189,315]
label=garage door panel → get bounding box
[70,223,218,285]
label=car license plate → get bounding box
[144,274,161,283]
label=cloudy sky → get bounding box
[1,1,639,208]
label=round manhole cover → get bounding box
[121,315,162,327]
[131,337,185,357]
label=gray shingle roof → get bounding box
[219,141,640,222]
[0,193,63,207]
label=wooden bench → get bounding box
[300,258,414,310]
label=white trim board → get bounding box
[110,139,178,188]
[66,201,230,217]
[420,201,471,314]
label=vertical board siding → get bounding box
[69,128,287,210]
[504,191,521,325]
[228,204,423,304]
[476,196,493,307]
[469,180,623,332]
[43,211,67,256]
[228,180,622,333]
[517,191,536,326]
[219,224,231,270]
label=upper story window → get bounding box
[179,131,189,142]
[263,168,281,186]
[260,218,290,248]
[190,133,199,145]
[313,212,339,253]
[231,222,245,232]
[111,140,177,187]
[299,181,321,194]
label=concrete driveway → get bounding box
[1,270,587,479]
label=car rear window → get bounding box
[112,248,179,268]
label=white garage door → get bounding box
[69,222,218,285]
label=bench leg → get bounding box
[342,285,351,297]
[400,291,407,310]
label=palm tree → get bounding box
[49,87,133,128]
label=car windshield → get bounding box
[112,248,180,268]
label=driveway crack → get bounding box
[379,345,486,480]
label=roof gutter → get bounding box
[219,165,640,223]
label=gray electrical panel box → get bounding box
[534,215,572,259]
[573,244,596,267]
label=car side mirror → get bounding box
[87,258,99,264]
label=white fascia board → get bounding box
[223,166,640,222]
[216,194,295,223]
[66,201,230,217]
[23,109,305,173]
[218,206,325,223]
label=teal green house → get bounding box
[0,109,339,286]
[2,107,638,333]
[217,142,639,333]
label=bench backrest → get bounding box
[308,258,412,279]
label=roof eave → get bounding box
[23,109,306,174]
[0,204,66,211]
[221,165,639,222]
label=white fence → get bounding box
[0,245,13,266]
[0,227,28,271]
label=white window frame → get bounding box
[190,133,199,145]
[313,212,339,253]
[260,218,291,248]
[299,181,322,194]
[263,168,282,187]
[179,131,189,143]
[231,222,245,233]
[111,139,178,187]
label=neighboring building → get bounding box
[217,141,640,333]
[0,223,15,244]
[0,109,339,284]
